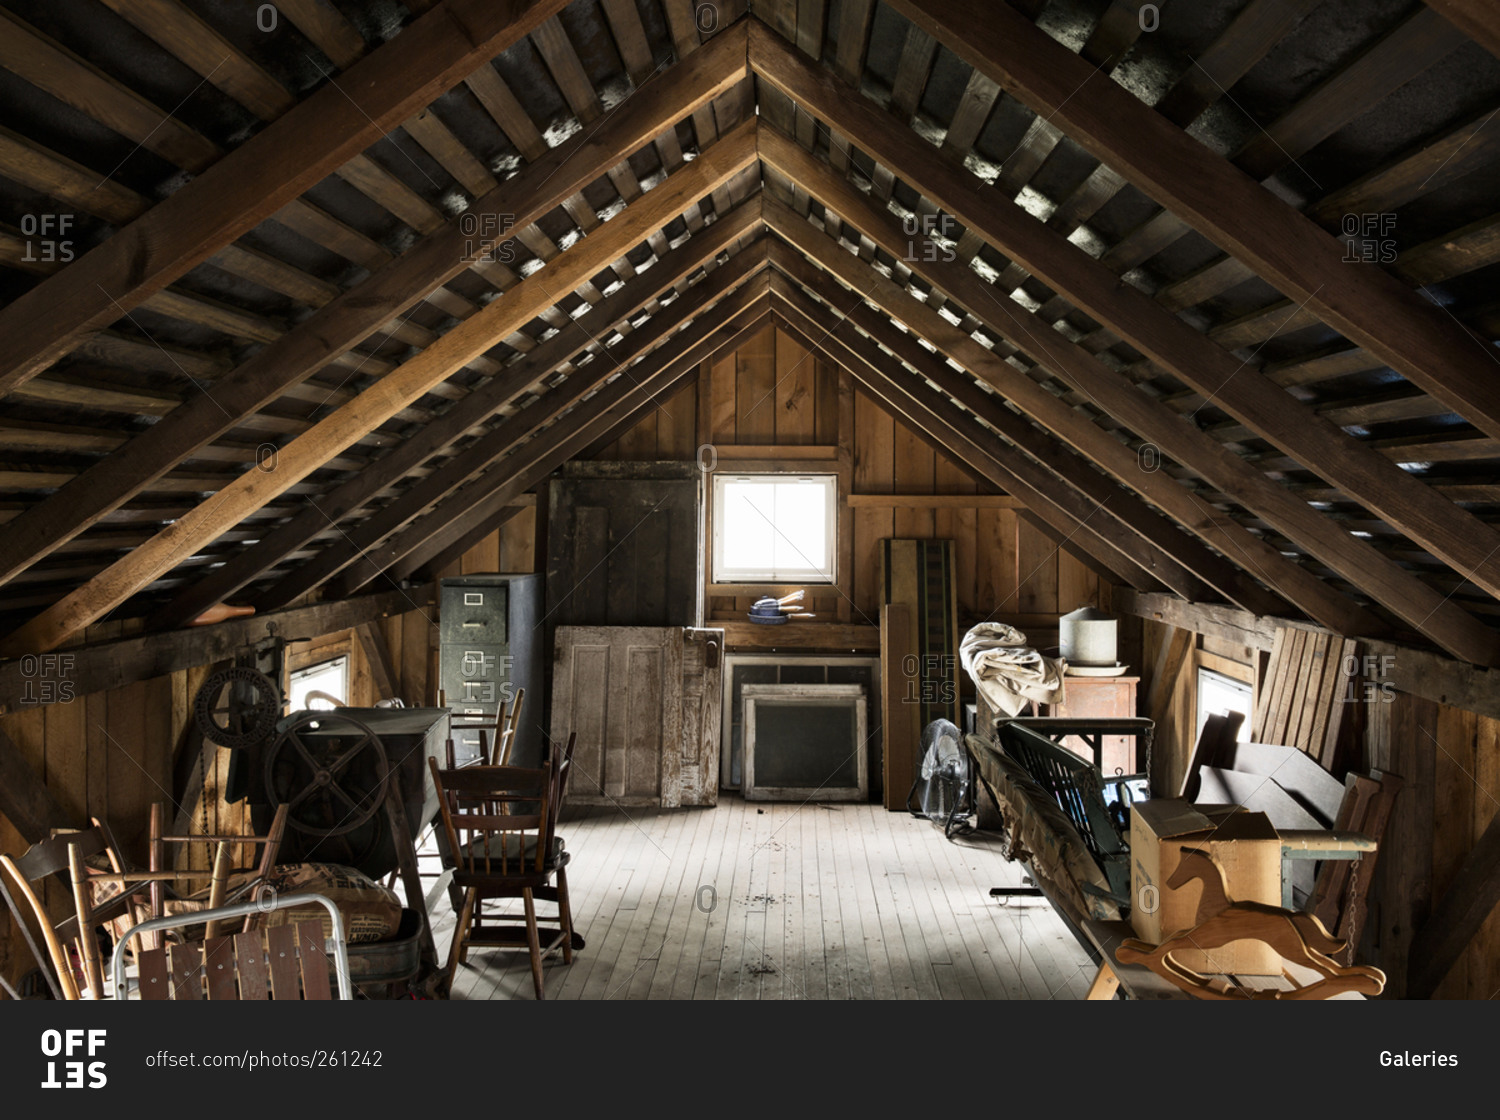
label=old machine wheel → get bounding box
[193,666,280,749]
[264,711,391,865]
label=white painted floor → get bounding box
[429,797,1095,1000]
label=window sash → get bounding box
[712,474,837,583]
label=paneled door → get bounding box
[551,626,723,807]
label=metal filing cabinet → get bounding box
[438,574,544,767]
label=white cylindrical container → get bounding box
[1059,606,1118,667]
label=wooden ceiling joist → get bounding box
[0,21,750,588]
[879,2,1500,449]
[0,118,757,656]
[0,0,576,396]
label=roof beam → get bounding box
[151,202,765,630]
[0,0,575,396]
[363,306,777,592]
[771,280,1191,595]
[0,20,751,588]
[267,258,773,607]
[874,4,1500,447]
[0,119,757,656]
[749,31,1500,659]
[759,183,1388,641]
[1422,1,1500,60]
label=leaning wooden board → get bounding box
[550,626,724,807]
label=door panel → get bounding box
[552,626,723,807]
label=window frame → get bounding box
[1195,666,1253,744]
[711,472,838,584]
[288,654,350,712]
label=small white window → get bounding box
[1196,667,1253,743]
[289,655,349,711]
[713,474,836,583]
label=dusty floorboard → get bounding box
[425,797,1095,1000]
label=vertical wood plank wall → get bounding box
[0,516,536,990]
[1141,617,1500,1000]
[593,324,1111,627]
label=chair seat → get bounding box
[459,833,568,870]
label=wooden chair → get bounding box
[446,688,525,768]
[139,801,290,940]
[0,820,135,1000]
[110,892,352,1000]
[429,732,576,999]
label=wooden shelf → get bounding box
[719,620,880,652]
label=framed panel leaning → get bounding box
[742,684,868,802]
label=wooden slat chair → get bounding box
[111,893,353,1000]
[429,732,576,999]
[0,819,138,1000]
[446,688,525,768]
[141,801,290,940]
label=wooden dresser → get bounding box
[1043,675,1140,775]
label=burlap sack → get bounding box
[248,863,402,943]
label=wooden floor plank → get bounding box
[442,799,1095,999]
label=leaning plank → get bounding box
[0,22,750,586]
[0,121,757,656]
[0,0,574,395]
[880,1,1500,448]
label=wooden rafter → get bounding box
[1423,1,1500,60]
[266,257,773,607]
[770,294,1148,590]
[768,268,1227,601]
[0,25,751,588]
[0,0,576,396]
[151,204,765,630]
[760,189,1408,647]
[878,2,1500,448]
[0,119,757,655]
[748,32,1500,662]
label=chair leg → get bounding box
[523,888,544,1000]
[447,888,475,990]
[556,869,574,966]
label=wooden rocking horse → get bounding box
[1114,846,1386,1000]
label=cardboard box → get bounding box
[1129,800,1282,975]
